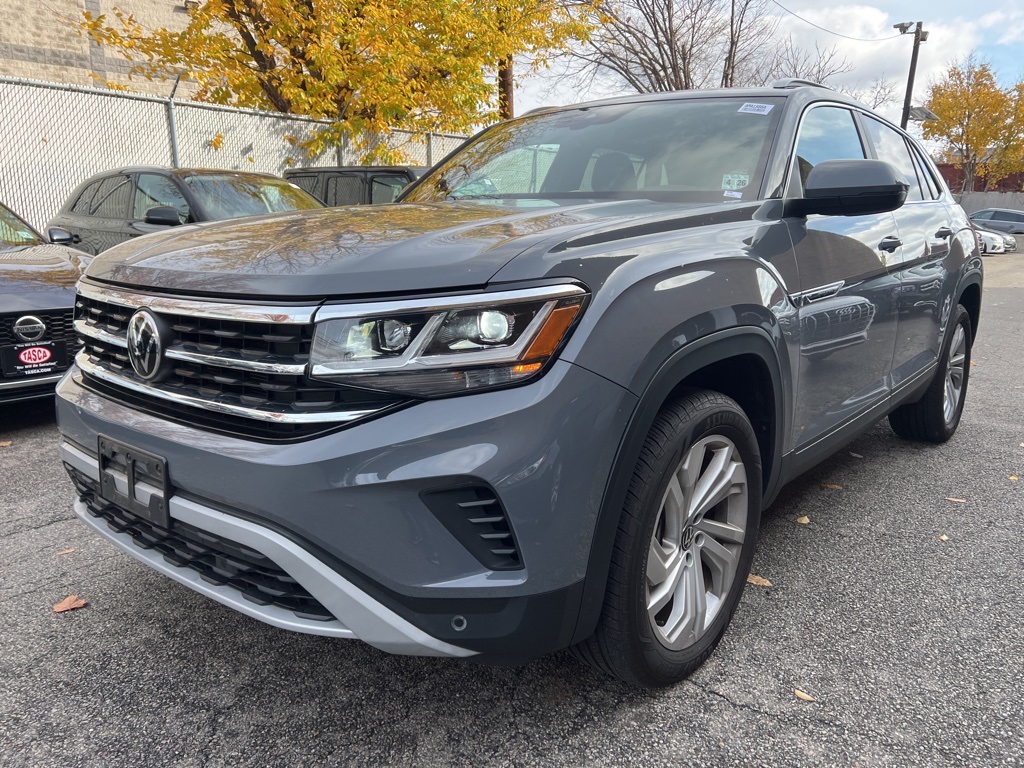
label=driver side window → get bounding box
[134,174,190,222]
[793,107,866,193]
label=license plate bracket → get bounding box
[0,339,67,377]
[98,436,171,529]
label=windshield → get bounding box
[404,97,783,206]
[0,204,41,250]
[184,174,323,220]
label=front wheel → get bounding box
[889,303,973,442]
[573,390,762,687]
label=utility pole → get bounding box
[894,21,929,130]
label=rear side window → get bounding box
[287,174,320,196]
[90,175,133,218]
[325,174,364,206]
[971,210,992,220]
[134,174,190,222]
[71,181,103,214]
[369,174,409,204]
[863,117,924,202]
[793,106,865,191]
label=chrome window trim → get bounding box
[76,351,380,424]
[77,281,322,324]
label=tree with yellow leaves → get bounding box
[80,1,591,162]
[923,56,1023,193]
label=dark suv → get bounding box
[284,166,425,206]
[56,82,981,687]
[47,167,322,254]
[969,208,1024,235]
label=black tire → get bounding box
[889,304,973,443]
[572,389,762,688]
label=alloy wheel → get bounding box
[943,323,967,426]
[646,435,748,650]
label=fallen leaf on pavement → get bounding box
[57,548,75,556]
[53,595,88,613]
[747,574,773,587]
[939,534,950,541]
[849,452,863,459]
[794,688,816,702]
[796,515,810,525]
[970,361,977,367]
[0,440,11,447]
[1010,476,1019,482]
[945,497,967,504]
[822,483,844,490]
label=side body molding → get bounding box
[569,326,788,645]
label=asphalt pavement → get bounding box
[1,256,1022,767]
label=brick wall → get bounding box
[0,0,189,95]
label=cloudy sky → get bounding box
[515,0,1024,126]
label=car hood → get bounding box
[0,244,87,312]
[83,201,681,299]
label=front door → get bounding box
[784,105,901,456]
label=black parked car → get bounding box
[59,82,981,687]
[969,207,1024,235]
[0,202,87,403]
[284,166,425,206]
[47,167,323,254]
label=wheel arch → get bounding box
[570,326,787,645]
[957,277,982,342]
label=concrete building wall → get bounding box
[0,0,188,95]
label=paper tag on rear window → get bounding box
[738,102,774,115]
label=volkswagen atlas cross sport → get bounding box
[57,81,982,687]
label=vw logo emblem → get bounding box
[126,310,166,380]
[13,315,46,342]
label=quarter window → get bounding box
[71,181,102,214]
[325,174,364,206]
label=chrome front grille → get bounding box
[1,309,78,346]
[73,283,402,440]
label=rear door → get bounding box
[77,174,134,253]
[861,116,954,391]
[784,104,901,457]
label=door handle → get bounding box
[935,227,954,239]
[878,236,902,253]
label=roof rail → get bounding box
[771,78,830,90]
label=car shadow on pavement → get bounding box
[0,397,57,435]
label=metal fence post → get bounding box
[426,133,433,166]
[166,74,182,168]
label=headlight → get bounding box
[309,284,587,396]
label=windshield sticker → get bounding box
[723,190,744,199]
[722,173,750,190]
[738,102,774,115]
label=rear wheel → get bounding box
[573,390,762,687]
[889,304,972,442]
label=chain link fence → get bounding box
[0,76,467,229]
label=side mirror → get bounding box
[786,159,909,217]
[144,206,182,226]
[47,226,79,245]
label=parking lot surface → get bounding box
[2,256,1022,767]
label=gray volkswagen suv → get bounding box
[56,82,982,687]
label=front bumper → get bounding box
[57,360,636,662]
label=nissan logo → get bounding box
[126,310,168,380]
[13,315,46,342]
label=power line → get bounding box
[769,0,903,42]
